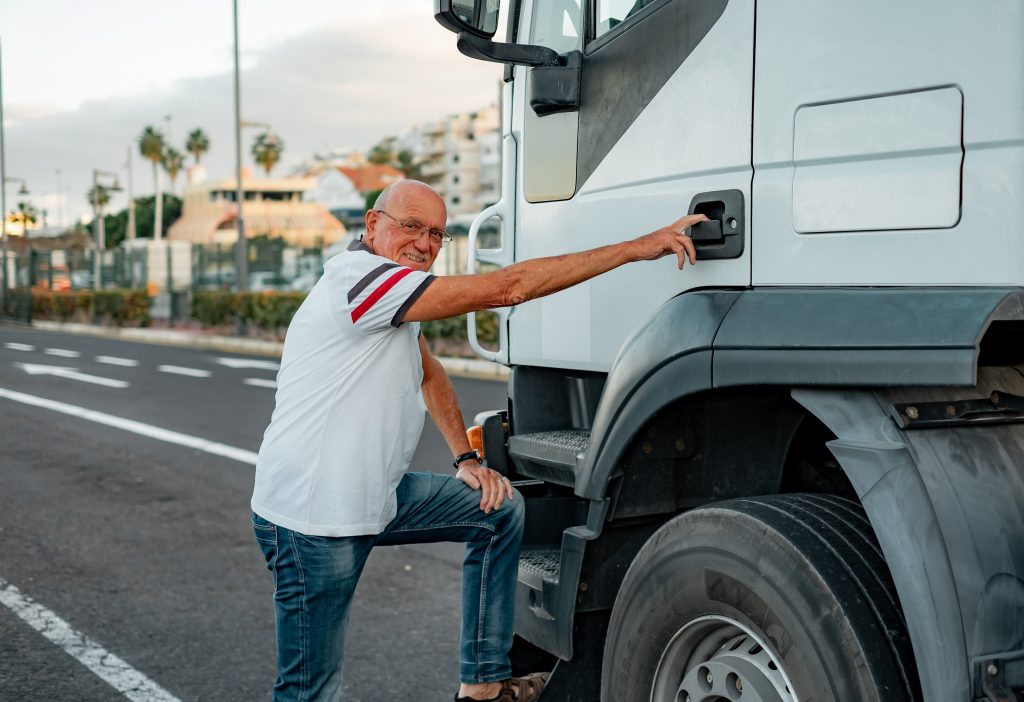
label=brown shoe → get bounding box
[453,672,550,702]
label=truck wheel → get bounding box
[601,494,920,702]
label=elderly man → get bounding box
[251,180,706,702]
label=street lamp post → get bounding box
[234,118,271,294]
[55,169,62,228]
[91,169,122,290]
[125,147,137,288]
[1,176,28,311]
[233,0,248,296]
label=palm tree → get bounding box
[138,125,166,240]
[252,131,284,175]
[163,147,185,194]
[86,185,111,211]
[10,200,38,235]
[185,128,210,165]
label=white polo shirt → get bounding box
[251,241,436,536]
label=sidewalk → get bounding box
[29,320,510,381]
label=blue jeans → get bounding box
[253,471,525,701]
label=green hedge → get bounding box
[192,291,498,345]
[32,289,151,326]
[192,291,306,332]
[422,312,498,345]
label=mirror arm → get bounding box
[456,31,560,67]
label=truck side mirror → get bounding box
[434,0,501,39]
[434,0,581,115]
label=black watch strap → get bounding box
[453,450,482,469]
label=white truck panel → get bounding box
[509,0,754,370]
[753,0,1024,286]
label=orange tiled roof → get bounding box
[338,164,404,194]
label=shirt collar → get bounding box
[347,238,373,254]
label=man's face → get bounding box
[364,186,447,272]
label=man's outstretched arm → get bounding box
[402,213,708,323]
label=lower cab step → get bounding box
[508,430,591,487]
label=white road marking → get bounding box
[0,387,258,465]
[243,378,278,389]
[157,365,211,378]
[44,348,81,358]
[4,342,34,351]
[96,356,140,367]
[215,357,280,371]
[17,363,129,389]
[0,576,181,702]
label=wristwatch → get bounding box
[453,449,483,469]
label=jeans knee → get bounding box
[506,488,526,531]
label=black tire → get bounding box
[601,494,921,702]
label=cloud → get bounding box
[3,14,503,225]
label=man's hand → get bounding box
[630,213,709,269]
[456,462,515,513]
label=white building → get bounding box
[399,105,500,217]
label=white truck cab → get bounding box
[435,2,1024,700]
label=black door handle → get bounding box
[687,189,745,260]
[690,218,723,243]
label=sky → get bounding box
[0,0,505,227]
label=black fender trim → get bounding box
[578,287,1024,501]
[576,291,740,499]
[714,287,1018,387]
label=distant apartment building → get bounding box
[400,104,500,217]
[167,171,345,249]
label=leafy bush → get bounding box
[192,291,239,327]
[191,291,305,337]
[32,289,150,326]
[192,291,497,349]
[93,290,151,326]
[422,312,499,345]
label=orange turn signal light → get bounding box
[466,425,484,458]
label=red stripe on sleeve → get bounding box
[350,267,414,324]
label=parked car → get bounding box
[248,272,290,292]
[33,264,71,292]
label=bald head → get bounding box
[365,179,448,272]
[373,180,446,217]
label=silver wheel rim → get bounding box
[650,615,797,702]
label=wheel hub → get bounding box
[651,616,796,702]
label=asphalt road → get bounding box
[0,325,508,702]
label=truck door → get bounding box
[507,0,754,371]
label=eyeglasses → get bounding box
[375,209,451,247]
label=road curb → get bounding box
[28,321,510,381]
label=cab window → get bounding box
[594,0,664,41]
[529,0,582,53]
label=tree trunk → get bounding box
[153,163,163,241]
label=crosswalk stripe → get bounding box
[0,386,258,465]
[0,576,181,702]
[243,378,278,389]
[96,356,140,367]
[157,365,211,378]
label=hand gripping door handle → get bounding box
[467,202,511,363]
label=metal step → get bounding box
[508,430,590,487]
[518,548,561,589]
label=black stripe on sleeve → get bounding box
[347,262,400,303]
[391,275,436,328]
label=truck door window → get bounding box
[530,0,582,53]
[595,0,665,40]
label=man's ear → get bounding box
[364,209,377,245]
